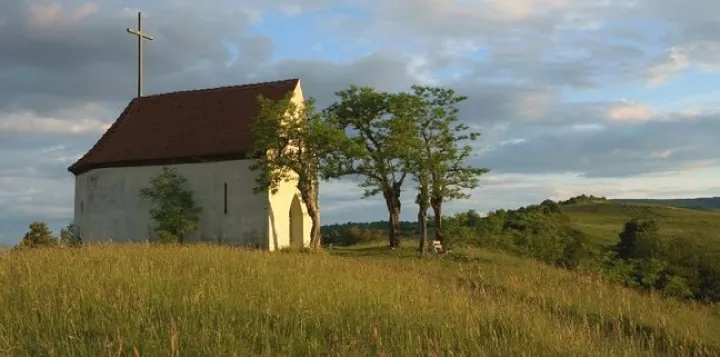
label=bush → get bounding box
[441,204,592,268]
[59,221,82,247]
[606,219,719,301]
[612,219,663,260]
[140,167,202,243]
[18,221,58,249]
[321,226,386,246]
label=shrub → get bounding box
[321,226,386,246]
[18,221,58,249]
[140,167,202,244]
[59,221,82,247]
[612,218,663,260]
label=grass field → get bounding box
[562,202,720,247]
[1,243,719,356]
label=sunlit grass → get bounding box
[0,243,718,356]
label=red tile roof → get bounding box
[68,78,300,175]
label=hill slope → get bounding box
[1,244,719,356]
[610,197,720,211]
[563,202,720,247]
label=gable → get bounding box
[68,78,300,175]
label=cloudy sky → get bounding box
[1,0,719,244]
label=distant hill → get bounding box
[610,197,720,211]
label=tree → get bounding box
[248,94,347,249]
[59,221,82,247]
[139,167,201,243]
[324,86,417,248]
[613,218,662,260]
[405,85,489,244]
[18,221,58,249]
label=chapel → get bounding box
[67,78,311,250]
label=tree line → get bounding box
[248,85,489,254]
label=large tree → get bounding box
[324,86,417,248]
[248,94,345,249]
[406,85,489,245]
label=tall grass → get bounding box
[0,243,718,356]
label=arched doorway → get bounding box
[289,194,304,249]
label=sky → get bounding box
[1,0,720,244]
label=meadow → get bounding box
[1,242,719,356]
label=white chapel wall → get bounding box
[73,160,269,245]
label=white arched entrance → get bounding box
[289,194,304,249]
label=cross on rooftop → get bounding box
[126,11,154,98]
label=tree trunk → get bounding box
[303,183,322,249]
[384,188,402,249]
[431,195,443,243]
[418,204,428,256]
[388,205,401,249]
[307,201,321,249]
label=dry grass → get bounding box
[0,243,718,356]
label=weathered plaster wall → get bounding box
[74,160,270,246]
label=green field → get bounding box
[0,242,719,356]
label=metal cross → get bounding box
[126,11,154,98]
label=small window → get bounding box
[80,201,84,214]
[224,183,228,214]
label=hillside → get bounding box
[563,201,720,247]
[1,244,719,356]
[323,200,720,249]
[324,197,720,303]
[610,197,720,211]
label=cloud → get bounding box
[0,112,109,134]
[474,110,720,178]
[607,101,656,123]
[28,3,63,27]
[646,48,690,87]
[27,2,99,27]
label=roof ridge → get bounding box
[140,78,299,99]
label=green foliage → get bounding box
[442,201,591,268]
[603,217,720,301]
[59,221,82,247]
[324,86,418,247]
[247,93,347,248]
[321,226,387,246]
[321,220,419,246]
[139,167,201,243]
[324,86,412,198]
[248,94,345,196]
[400,85,489,244]
[612,219,662,260]
[18,221,58,249]
[559,194,608,205]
